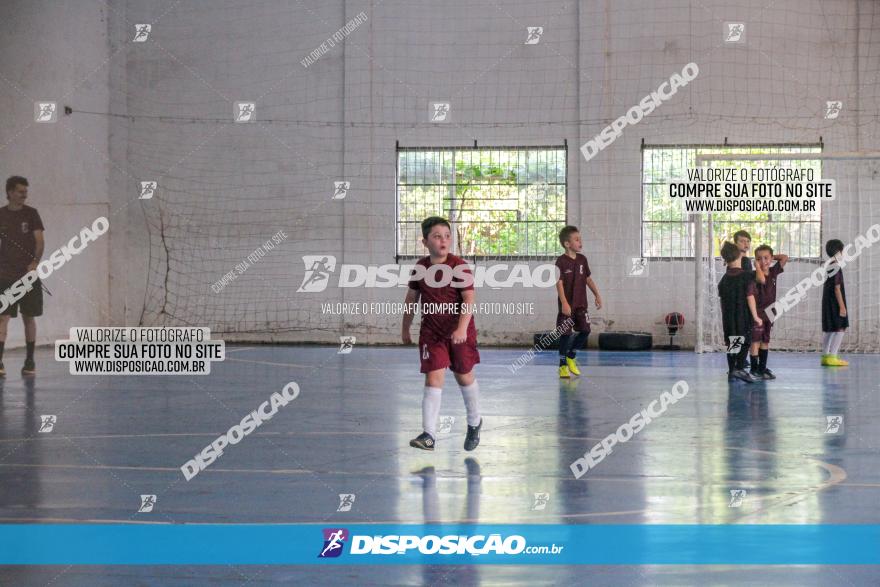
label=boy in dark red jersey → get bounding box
[555,226,602,378]
[402,217,482,451]
[749,244,788,379]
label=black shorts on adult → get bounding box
[0,278,43,317]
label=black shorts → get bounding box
[0,278,44,317]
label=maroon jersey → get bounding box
[408,254,477,341]
[0,205,44,280]
[555,253,591,309]
[754,264,784,316]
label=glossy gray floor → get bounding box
[0,345,878,586]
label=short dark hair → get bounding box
[559,225,579,247]
[5,176,28,195]
[733,230,751,243]
[720,241,741,264]
[825,239,845,258]
[755,244,774,257]
[421,216,451,239]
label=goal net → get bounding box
[696,153,880,353]
[112,1,879,345]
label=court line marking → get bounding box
[223,356,384,370]
[0,462,312,475]
[0,509,649,525]
[0,448,848,491]
[0,429,868,446]
[835,482,880,488]
[730,448,847,524]
[0,461,717,485]
[0,416,853,524]
[224,347,255,354]
[223,354,588,371]
[0,449,851,525]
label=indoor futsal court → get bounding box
[2,0,880,585]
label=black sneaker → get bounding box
[464,418,482,451]
[21,359,35,377]
[0,361,5,377]
[727,371,736,382]
[762,368,776,380]
[409,431,435,451]
[732,369,756,384]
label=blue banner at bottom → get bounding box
[1,524,879,565]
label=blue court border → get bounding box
[2,524,880,565]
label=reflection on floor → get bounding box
[0,346,878,585]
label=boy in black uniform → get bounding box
[733,230,753,272]
[718,242,762,383]
[821,239,849,367]
[732,230,754,370]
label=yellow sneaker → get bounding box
[821,354,832,366]
[559,365,571,378]
[565,357,581,376]
[826,355,849,367]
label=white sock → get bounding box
[459,381,481,427]
[830,331,845,355]
[422,386,442,437]
[822,332,834,354]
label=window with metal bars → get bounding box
[397,146,567,259]
[642,144,823,259]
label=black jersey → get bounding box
[718,267,756,337]
[822,263,849,332]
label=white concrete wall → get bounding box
[0,0,111,347]
[103,0,878,348]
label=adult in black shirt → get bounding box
[0,176,45,376]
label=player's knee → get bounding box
[425,370,445,388]
[453,371,474,386]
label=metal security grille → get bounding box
[642,144,823,259]
[397,146,567,259]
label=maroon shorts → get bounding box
[556,307,590,335]
[418,331,480,374]
[752,320,772,344]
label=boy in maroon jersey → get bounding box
[555,226,602,378]
[402,217,482,451]
[749,245,788,380]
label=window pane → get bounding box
[397,147,567,257]
[642,146,822,258]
